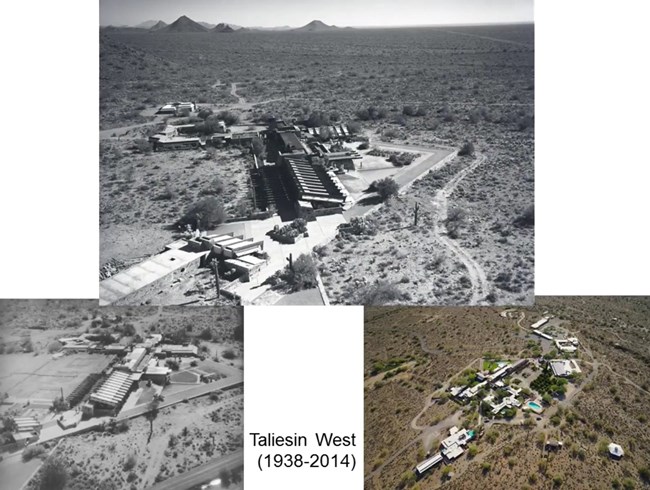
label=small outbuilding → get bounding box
[608,443,624,459]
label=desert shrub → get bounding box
[199,328,212,340]
[356,106,387,121]
[281,254,318,292]
[155,185,176,201]
[123,453,137,471]
[388,152,417,166]
[178,197,226,229]
[233,323,243,342]
[23,445,46,462]
[382,128,399,140]
[47,341,62,354]
[116,420,129,433]
[217,111,239,126]
[39,457,68,490]
[402,105,416,116]
[132,139,152,154]
[306,111,330,128]
[166,359,180,371]
[446,207,466,238]
[222,349,236,360]
[318,126,332,140]
[518,115,534,131]
[370,177,399,201]
[356,281,402,305]
[514,204,534,228]
[200,177,225,196]
[639,467,650,484]
[622,479,635,490]
[198,109,213,120]
[458,141,475,157]
[338,216,377,237]
[347,121,362,134]
[358,141,369,150]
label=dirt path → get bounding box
[432,153,489,304]
[441,29,534,49]
[230,82,246,105]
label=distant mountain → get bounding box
[158,15,208,33]
[149,20,168,31]
[248,25,292,31]
[101,25,147,33]
[198,21,216,29]
[212,23,236,33]
[135,20,161,29]
[293,20,340,32]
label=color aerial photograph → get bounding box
[98,0,534,306]
[364,298,650,490]
[0,300,243,490]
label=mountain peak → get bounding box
[159,15,208,32]
[294,20,340,32]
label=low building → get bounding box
[549,359,581,377]
[545,439,563,451]
[115,347,147,372]
[280,154,347,209]
[143,365,171,385]
[415,453,443,476]
[441,427,473,450]
[14,417,41,433]
[99,240,210,305]
[89,370,137,411]
[156,101,196,115]
[531,317,550,329]
[10,431,38,448]
[555,339,577,353]
[155,344,198,357]
[608,443,624,459]
[533,329,554,341]
[224,255,266,282]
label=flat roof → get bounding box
[442,443,464,460]
[90,371,133,408]
[415,453,443,473]
[99,246,208,305]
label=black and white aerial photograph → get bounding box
[0,300,243,490]
[98,0,534,306]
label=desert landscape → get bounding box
[0,300,243,490]
[364,298,650,490]
[99,17,533,306]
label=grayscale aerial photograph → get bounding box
[98,0,534,306]
[0,300,243,490]
[364,298,650,490]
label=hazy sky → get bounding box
[100,0,534,28]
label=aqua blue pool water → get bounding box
[527,401,542,410]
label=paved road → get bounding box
[146,449,243,490]
[0,451,44,490]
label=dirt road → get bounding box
[442,29,534,49]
